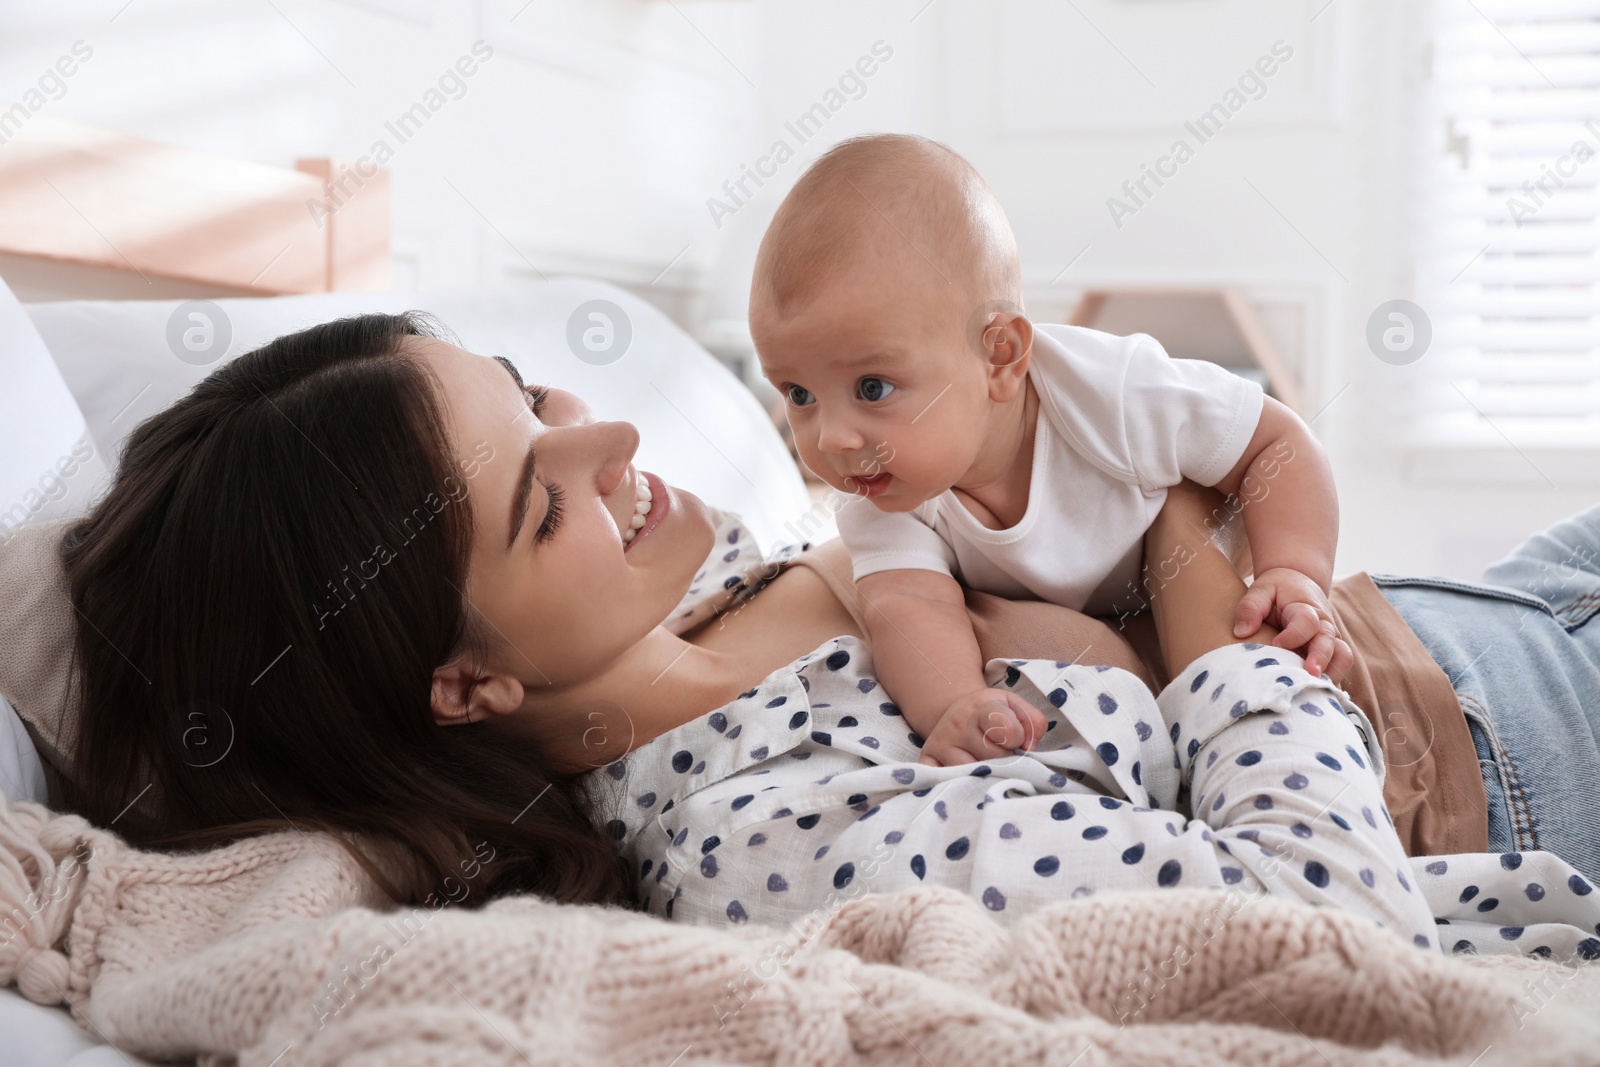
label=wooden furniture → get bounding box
[1067,287,1303,412]
[0,116,389,301]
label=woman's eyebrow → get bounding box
[492,354,524,388]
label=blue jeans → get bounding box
[1371,502,1600,881]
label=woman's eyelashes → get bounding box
[535,482,564,544]
[522,385,563,544]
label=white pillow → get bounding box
[0,277,109,539]
[0,695,47,805]
[26,280,811,552]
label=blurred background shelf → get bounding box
[0,117,388,301]
[1066,287,1304,413]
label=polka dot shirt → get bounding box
[582,510,1600,963]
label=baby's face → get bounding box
[751,261,995,512]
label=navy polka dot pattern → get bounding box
[586,634,1446,944]
[1405,844,1600,959]
[656,507,813,638]
[578,510,1600,960]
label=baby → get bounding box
[749,133,1351,768]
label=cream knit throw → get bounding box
[0,798,1596,1067]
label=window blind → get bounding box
[1418,0,1600,449]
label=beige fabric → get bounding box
[0,797,1596,1066]
[1329,572,1489,858]
[0,519,80,800]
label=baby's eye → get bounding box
[858,377,895,402]
[785,384,815,407]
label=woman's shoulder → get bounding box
[580,634,877,837]
[661,506,812,637]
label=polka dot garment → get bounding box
[656,507,811,640]
[1412,852,1600,961]
[583,511,1600,964]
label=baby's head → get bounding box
[750,133,1030,511]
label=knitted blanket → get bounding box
[1,798,1596,1067]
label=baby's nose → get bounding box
[816,415,864,454]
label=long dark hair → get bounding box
[59,312,629,908]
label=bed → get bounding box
[9,286,1600,1067]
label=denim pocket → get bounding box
[1463,700,1538,854]
[1476,756,1516,856]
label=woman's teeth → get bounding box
[622,475,653,544]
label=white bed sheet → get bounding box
[0,708,154,1067]
[0,994,147,1067]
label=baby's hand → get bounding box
[917,688,1049,768]
[1232,566,1352,680]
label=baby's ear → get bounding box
[981,311,1032,399]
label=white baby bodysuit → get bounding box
[835,323,1265,618]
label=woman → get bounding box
[30,313,1598,955]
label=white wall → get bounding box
[711,0,1600,582]
[4,0,1594,580]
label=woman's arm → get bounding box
[1143,479,1277,677]
[1138,481,1437,943]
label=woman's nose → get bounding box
[588,420,641,495]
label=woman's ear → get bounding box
[430,660,526,726]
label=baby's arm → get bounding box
[1212,396,1352,680]
[858,568,1047,767]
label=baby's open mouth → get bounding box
[850,472,892,498]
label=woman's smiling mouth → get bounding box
[623,470,669,550]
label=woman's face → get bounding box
[415,338,716,693]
